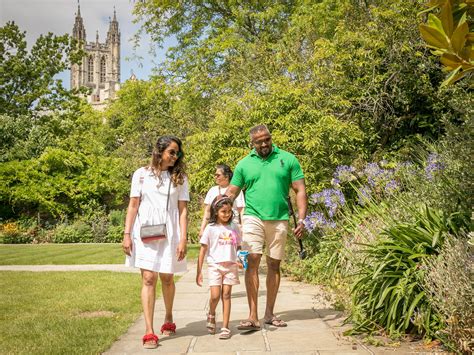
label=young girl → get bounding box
[196,195,241,340]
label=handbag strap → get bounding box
[138,168,172,217]
[165,176,171,212]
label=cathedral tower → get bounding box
[70,2,121,108]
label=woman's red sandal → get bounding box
[161,322,176,336]
[142,333,158,349]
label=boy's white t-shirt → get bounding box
[199,223,241,264]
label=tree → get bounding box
[0,105,128,219]
[0,21,83,117]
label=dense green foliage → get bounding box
[132,0,471,197]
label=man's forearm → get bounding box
[225,184,241,202]
[295,190,307,221]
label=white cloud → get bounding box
[0,0,167,86]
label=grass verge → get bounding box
[0,271,143,354]
[0,243,200,265]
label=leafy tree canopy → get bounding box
[0,21,83,117]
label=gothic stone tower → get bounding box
[70,3,120,107]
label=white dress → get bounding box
[125,167,189,273]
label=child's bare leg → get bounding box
[209,285,221,322]
[221,284,232,329]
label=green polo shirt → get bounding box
[230,145,304,220]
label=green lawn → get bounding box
[0,243,200,354]
[0,271,143,354]
[0,243,200,265]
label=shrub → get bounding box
[347,205,464,337]
[105,225,124,243]
[87,209,109,243]
[0,222,32,244]
[109,209,125,227]
[421,235,474,353]
[52,221,93,243]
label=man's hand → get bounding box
[293,222,305,239]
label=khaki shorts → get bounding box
[241,216,288,260]
[207,262,240,286]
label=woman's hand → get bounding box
[122,234,133,256]
[176,239,187,261]
[196,272,203,287]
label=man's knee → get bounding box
[266,256,281,272]
[248,253,261,265]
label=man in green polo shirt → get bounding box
[226,124,307,330]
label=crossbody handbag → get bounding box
[139,171,171,243]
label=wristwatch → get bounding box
[297,219,305,225]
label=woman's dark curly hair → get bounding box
[150,135,186,186]
[208,195,234,225]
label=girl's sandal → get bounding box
[206,313,216,334]
[142,333,158,349]
[160,322,176,336]
[218,327,231,340]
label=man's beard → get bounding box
[258,146,272,157]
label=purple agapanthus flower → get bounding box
[384,179,399,195]
[357,185,372,206]
[425,153,445,180]
[304,211,336,233]
[332,165,356,185]
[363,162,394,187]
[364,163,383,187]
[311,188,346,217]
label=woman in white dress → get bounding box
[198,164,245,238]
[122,135,189,349]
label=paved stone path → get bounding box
[104,263,374,355]
[2,263,434,354]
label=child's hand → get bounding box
[196,272,203,287]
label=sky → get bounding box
[0,0,169,88]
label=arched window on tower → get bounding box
[88,56,94,82]
[100,57,106,83]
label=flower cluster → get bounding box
[357,185,372,206]
[363,163,394,188]
[384,179,399,195]
[304,211,336,233]
[311,188,346,217]
[425,153,445,180]
[332,165,356,186]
